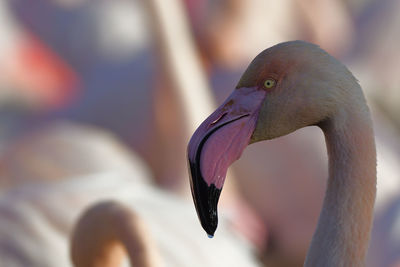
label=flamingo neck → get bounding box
[71,201,160,267]
[305,106,376,266]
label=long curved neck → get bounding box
[71,201,161,267]
[305,104,376,266]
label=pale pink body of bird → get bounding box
[0,123,261,267]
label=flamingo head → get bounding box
[187,40,361,236]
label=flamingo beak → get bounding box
[187,87,266,237]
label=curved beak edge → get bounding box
[187,86,266,237]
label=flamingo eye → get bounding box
[264,79,276,89]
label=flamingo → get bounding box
[0,123,261,267]
[188,40,376,266]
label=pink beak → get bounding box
[187,87,266,236]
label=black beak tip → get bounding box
[198,186,220,236]
[188,158,222,237]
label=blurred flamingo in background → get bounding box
[0,122,261,267]
[0,0,78,109]
[0,0,263,266]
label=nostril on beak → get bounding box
[210,113,227,126]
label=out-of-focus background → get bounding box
[0,0,399,266]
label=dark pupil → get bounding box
[266,81,270,86]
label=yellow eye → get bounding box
[264,79,276,89]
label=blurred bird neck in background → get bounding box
[71,201,162,267]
